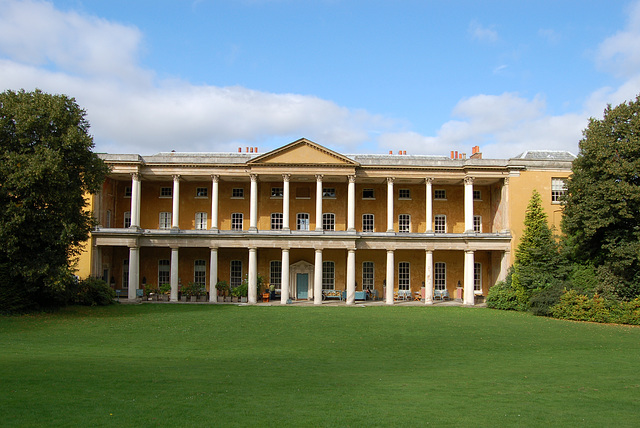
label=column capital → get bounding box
[282,173,291,182]
[348,175,357,183]
[211,174,220,183]
[387,177,395,184]
[250,173,258,182]
[425,177,434,185]
[464,176,475,185]
[131,172,141,181]
[173,174,181,181]
[503,177,509,185]
[315,174,324,182]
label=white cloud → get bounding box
[596,1,640,79]
[469,20,499,43]
[0,0,392,155]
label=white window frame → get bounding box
[473,215,482,233]
[124,186,132,198]
[270,261,282,289]
[362,188,375,199]
[159,212,172,230]
[195,212,207,230]
[322,188,336,198]
[552,178,567,203]
[434,189,446,200]
[434,262,446,291]
[322,213,335,231]
[362,214,374,232]
[196,187,208,198]
[473,190,482,201]
[124,211,131,228]
[271,187,283,198]
[231,188,244,199]
[231,213,243,230]
[297,213,309,231]
[194,260,206,286]
[160,187,172,198]
[398,188,411,200]
[398,262,410,291]
[230,260,242,288]
[399,214,411,233]
[271,213,283,230]
[362,261,374,290]
[474,262,482,294]
[434,215,446,233]
[158,259,170,287]
[322,261,335,290]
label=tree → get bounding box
[0,89,109,312]
[562,95,640,299]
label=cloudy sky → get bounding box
[1,0,640,158]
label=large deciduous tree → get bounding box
[0,89,109,312]
[562,95,640,299]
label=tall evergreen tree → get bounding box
[562,95,640,299]
[0,89,109,312]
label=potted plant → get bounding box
[215,280,229,303]
[235,282,248,303]
[158,283,171,301]
[181,282,196,302]
[144,283,158,301]
[196,284,207,302]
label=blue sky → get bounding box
[2,0,640,158]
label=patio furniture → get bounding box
[434,289,450,300]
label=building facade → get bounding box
[77,138,573,305]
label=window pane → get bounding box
[196,212,207,230]
[362,214,374,232]
[434,215,446,233]
[398,262,410,290]
[271,187,283,197]
[230,260,242,287]
[362,262,374,290]
[362,189,374,199]
[474,263,482,292]
[322,213,335,231]
[232,188,244,198]
[270,261,282,288]
[434,262,446,290]
[194,260,206,286]
[322,188,336,198]
[322,261,335,289]
[196,187,208,197]
[271,213,283,230]
[159,212,171,229]
[399,214,411,233]
[158,259,170,286]
[399,189,410,199]
[231,213,243,230]
[297,213,309,230]
[434,190,446,200]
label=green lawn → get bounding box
[1,304,639,427]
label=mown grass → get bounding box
[1,303,639,427]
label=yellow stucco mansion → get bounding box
[76,138,573,305]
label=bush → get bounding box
[486,280,521,311]
[550,290,640,325]
[72,277,115,306]
[529,282,567,317]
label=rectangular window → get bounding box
[271,213,283,230]
[158,259,170,287]
[124,211,131,228]
[362,214,374,232]
[399,214,411,233]
[270,261,282,288]
[552,178,567,203]
[322,213,335,231]
[124,186,132,198]
[160,187,172,197]
[194,260,206,286]
[106,210,111,228]
[434,215,446,233]
[398,262,410,291]
[399,189,411,199]
[322,261,335,289]
[196,187,208,197]
[195,212,207,230]
[122,259,129,289]
[362,188,375,199]
[322,188,336,198]
[159,212,172,229]
[231,213,243,230]
[473,190,482,201]
[271,187,283,198]
[297,213,309,230]
[232,188,244,198]
[230,260,242,288]
[473,215,482,233]
[362,262,374,290]
[434,189,446,200]
[434,262,446,291]
[474,262,482,293]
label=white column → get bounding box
[283,174,290,231]
[248,248,257,303]
[128,246,139,300]
[386,250,394,305]
[500,177,510,233]
[386,177,395,232]
[464,250,475,305]
[314,249,323,304]
[209,247,218,302]
[464,176,474,233]
[281,248,290,304]
[211,175,219,230]
[92,244,102,279]
[249,174,258,231]
[172,175,180,229]
[170,247,179,302]
[346,249,356,305]
[315,174,323,231]
[498,250,511,282]
[424,250,433,305]
[425,178,433,233]
[347,175,356,231]
[130,173,141,228]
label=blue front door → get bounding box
[297,273,308,299]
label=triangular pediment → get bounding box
[247,138,358,166]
